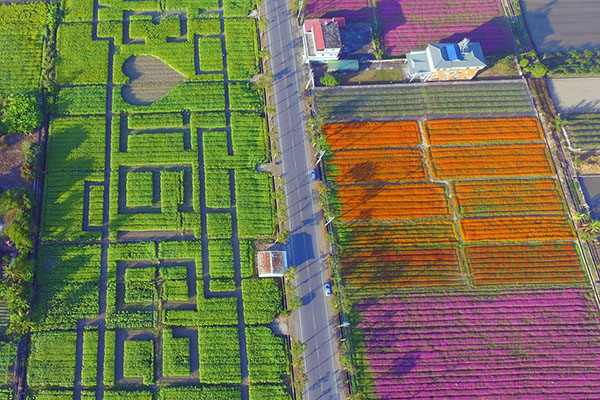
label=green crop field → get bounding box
[315,80,536,121]
[564,113,600,150]
[0,2,48,97]
[30,0,289,399]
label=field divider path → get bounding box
[91,0,116,397]
[417,120,470,285]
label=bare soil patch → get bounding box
[121,55,185,106]
[548,77,600,113]
[0,134,33,191]
[522,0,600,52]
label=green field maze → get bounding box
[30,0,289,399]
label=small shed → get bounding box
[256,250,288,278]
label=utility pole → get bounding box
[315,150,326,165]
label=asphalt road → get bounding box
[263,2,344,399]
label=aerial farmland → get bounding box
[0,0,600,399]
[0,0,291,399]
[315,91,600,398]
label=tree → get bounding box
[579,220,600,241]
[258,48,271,61]
[253,73,274,90]
[0,94,42,135]
[284,267,302,313]
[320,73,339,87]
[530,62,547,78]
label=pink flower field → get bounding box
[305,0,372,22]
[355,289,600,399]
[378,0,513,55]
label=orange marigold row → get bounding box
[323,121,421,149]
[425,118,544,145]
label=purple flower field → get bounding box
[355,289,600,399]
[379,0,513,55]
[305,0,372,22]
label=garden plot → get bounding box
[315,80,535,121]
[377,0,512,56]
[548,78,600,114]
[0,2,48,96]
[522,0,600,52]
[31,0,290,398]
[355,289,600,399]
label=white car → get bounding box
[324,283,332,296]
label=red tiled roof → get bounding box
[304,19,325,50]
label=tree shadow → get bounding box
[389,351,420,377]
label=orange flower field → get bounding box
[452,179,565,216]
[425,118,544,145]
[466,242,586,286]
[460,216,575,242]
[322,118,587,294]
[337,221,459,248]
[334,183,451,221]
[341,247,463,296]
[323,121,421,149]
[328,148,426,183]
[429,144,555,179]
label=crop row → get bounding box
[315,81,534,121]
[326,148,427,183]
[451,179,565,216]
[322,121,421,150]
[332,183,451,221]
[564,113,600,150]
[428,144,554,179]
[460,216,575,242]
[340,247,463,297]
[424,118,544,145]
[466,242,586,286]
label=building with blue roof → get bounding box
[406,39,487,82]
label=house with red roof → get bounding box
[302,18,344,62]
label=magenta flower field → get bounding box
[305,0,513,55]
[379,0,513,55]
[305,0,372,22]
[355,289,600,399]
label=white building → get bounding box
[406,39,487,82]
[303,18,345,62]
[256,250,288,278]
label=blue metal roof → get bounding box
[443,44,461,61]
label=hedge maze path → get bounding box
[30,0,287,399]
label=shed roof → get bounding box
[257,251,287,277]
[327,59,359,71]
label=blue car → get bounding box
[310,169,318,181]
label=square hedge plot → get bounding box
[123,339,155,386]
